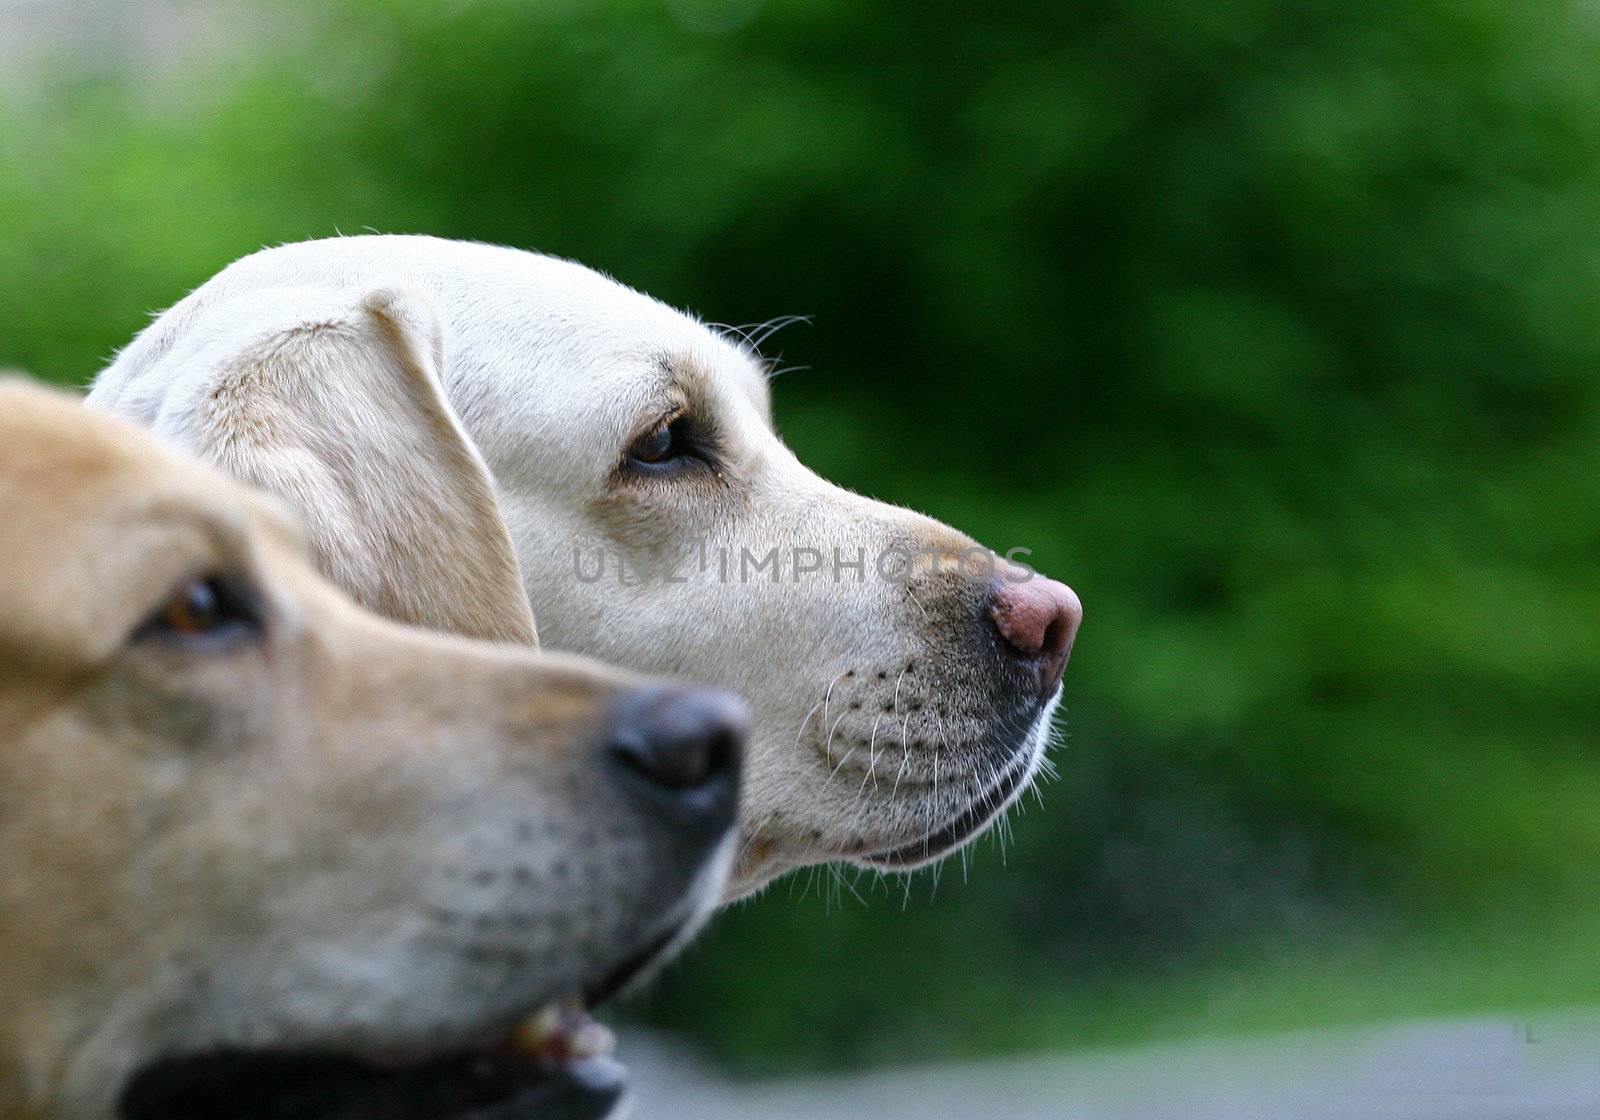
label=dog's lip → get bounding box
[852,748,1037,870]
[583,924,684,1009]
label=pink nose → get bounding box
[989,574,1082,693]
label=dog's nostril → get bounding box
[1042,610,1073,663]
[606,686,748,795]
[988,575,1083,690]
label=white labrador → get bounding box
[89,235,1083,896]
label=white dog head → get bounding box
[90,235,1082,896]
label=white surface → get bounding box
[620,1011,1600,1120]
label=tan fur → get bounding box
[0,381,731,1120]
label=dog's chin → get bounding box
[852,702,1055,872]
[724,702,1056,893]
[724,848,803,900]
[114,839,740,1120]
[113,951,665,1120]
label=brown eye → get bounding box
[135,574,263,649]
[623,412,715,477]
[164,579,221,635]
[626,412,707,473]
[631,418,677,464]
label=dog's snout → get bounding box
[605,686,747,826]
[988,573,1082,693]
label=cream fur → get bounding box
[90,235,1071,896]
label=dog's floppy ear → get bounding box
[174,287,537,646]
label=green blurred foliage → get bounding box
[4,0,1600,1074]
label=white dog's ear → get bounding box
[180,287,537,646]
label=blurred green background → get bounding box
[3,0,1598,1077]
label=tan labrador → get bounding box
[88,234,1083,896]
[0,381,746,1120]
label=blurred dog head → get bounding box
[90,234,1081,896]
[0,381,745,1120]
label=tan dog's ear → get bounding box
[177,287,537,646]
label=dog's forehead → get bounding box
[488,261,769,409]
[187,235,777,438]
[569,261,772,419]
[0,384,283,662]
[447,267,774,471]
[671,334,772,419]
[0,387,167,554]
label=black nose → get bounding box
[604,686,746,827]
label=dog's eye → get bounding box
[135,575,263,650]
[628,416,693,468]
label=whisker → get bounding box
[890,721,912,801]
[904,587,932,621]
[832,713,857,774]
[859,712,888,797]
[747,313,812,351]
[826,730,857,781]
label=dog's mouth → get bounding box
[116,1008,620,1120]
[116,929,683,1120]
[853,741,1039,870]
